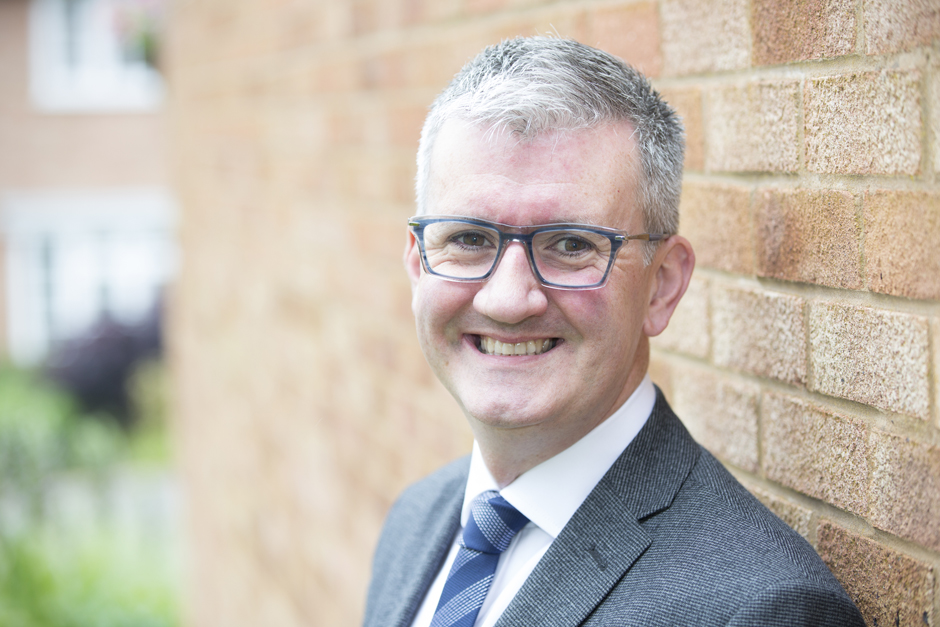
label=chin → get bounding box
[461,395,556,431]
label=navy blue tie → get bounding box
[429,490,529,627]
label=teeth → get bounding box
[480,336,555,356]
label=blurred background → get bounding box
[3,1,940,626]
[0,0,179,625]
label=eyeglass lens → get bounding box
[421,221,614,287]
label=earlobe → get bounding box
[643,236,695,337]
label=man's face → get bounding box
[405,119,660,443]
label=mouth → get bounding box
[473,335,559,356]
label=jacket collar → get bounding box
[494,390,700,627]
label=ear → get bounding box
[643,235,695,337]
[404,227,422,292]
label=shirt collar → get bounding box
[462,375,656,537]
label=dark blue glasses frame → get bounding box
[408,215,670,290]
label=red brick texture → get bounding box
[166,2,940,625]
[751,0,856,65]
[706,80,800,173]
[863,0,940,55]
[586,3,662,78]
[762,393,870,516]
[864,190,940,301]
[809,303,931,420]
[818,520,936,626]
[679,182,754,273]
[804,70,922,175]
[755,188,861,289]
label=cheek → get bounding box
[413,279,476,343]
[562,278,646,351]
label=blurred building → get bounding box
[0,0,175,365]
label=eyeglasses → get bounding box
[408,216,670,290]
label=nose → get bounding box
[472,242,548,324]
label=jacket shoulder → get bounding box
[363,456,469,627]
[627,446,865,625]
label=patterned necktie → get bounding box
[430,490,529,627]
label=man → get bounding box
[365,38,863,627]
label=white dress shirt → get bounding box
[409,375,656,627]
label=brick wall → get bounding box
[167,1,940,625]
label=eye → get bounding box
[452,231,493,248]
[550,235,595,255]
[561,238,590,252]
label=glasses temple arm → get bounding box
[623,233,672,242]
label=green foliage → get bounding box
[126,359,172,465]
[0,531,178,627]
[0,366,123,519]
[0,366,67,503]
[0,363,179,627]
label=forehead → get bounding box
[427,120,642,229]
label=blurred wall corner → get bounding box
[0,0,177,370]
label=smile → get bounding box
[475,335,558,356]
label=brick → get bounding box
[755,188,861,289]
[864,0,940,55]
[934,317,940,428]
[351,0,380,36]
[752,0,856,65]
[818,520,936,626]
[657,87,704,171]
[679,182,753,273]
[864,190,940,301]
[660,0,750,76]
[314,56,362,93]
[932,55,940,174]
[647,355,674,404]
[464,0,510,15]
[360,50,406,90]
[671,366,760,471]
[402,0,462,25]
[653,274,710,358]
[869,430,940,551]
[761,393,869,515]
[712,286,806,385]
[386,103,427,149]
[492,11,586,45]
[747,486,814,540]
[586,3,662,78]
[809,303,930,419]
[706,80,800,173]
[805,71,922,175]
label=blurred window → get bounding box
[1,188,177,364]
[28,0,165,112]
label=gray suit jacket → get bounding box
[364,392,864,626]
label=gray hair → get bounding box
[415,37,684,261]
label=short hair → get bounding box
[415,37,684,261]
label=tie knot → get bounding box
[461,490,529,555]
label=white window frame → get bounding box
[1,187,177,365]
[28,0,165,113]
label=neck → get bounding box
[472,340,650,488]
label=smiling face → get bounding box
[406,119,663,458]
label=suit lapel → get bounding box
[494,393,700,627]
